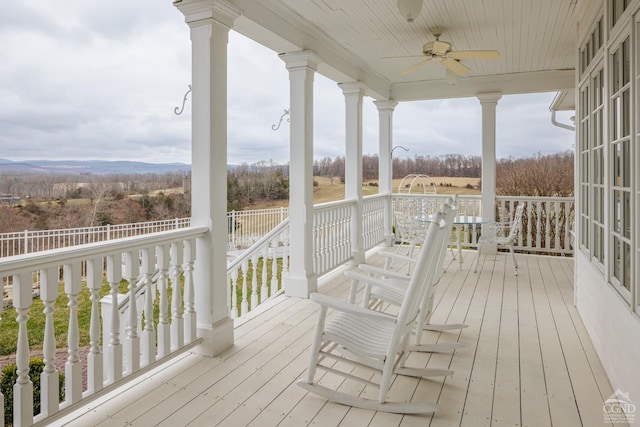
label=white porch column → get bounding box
[477,93,502,221]
[175,0,239,356]
[280,51,321,298]
[374,100,398,246]
[340,82,367,264]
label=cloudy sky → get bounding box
[0,1,575,166]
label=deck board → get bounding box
[55,249,614,427]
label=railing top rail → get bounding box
[313,198,357,212]
[0,226,208,275]
[496,195,575,202]
[392,193,481,200]
[363,193,389,201]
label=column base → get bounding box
[384,233,396,247]
[194,317,234,357]
[284,273,318,298]
[350,250,366,265]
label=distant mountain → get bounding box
[0,159,191,175]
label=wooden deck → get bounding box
[55,250,616,427]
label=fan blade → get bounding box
[401,58,431,75]
[448,50,500,60]
[382,55,426,59]
[441,58,470,76]
[432,40,451,55]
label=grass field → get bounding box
[248,175,480,210]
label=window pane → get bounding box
[593,148,601,183]
[581,217,589,247]
[622,90,630,136]
[597,109,603,146]
[613,190,621,233]
[623,191,630,239]
[613,237,622,281]
[622,38,630,85]
[623,242,630,290]
[622,140,630,186]
[613,143,621,185]
[612,48,620,91]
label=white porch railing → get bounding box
[0,209,292,258]
[312,199,353,276]
[0,218,190,258]
[226,194,388,318]
[227,207,289,250]
[226,219,290,318]
[0,227,207,426]
[391,194,575,255]
[362,194,387,251]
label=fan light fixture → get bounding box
[397,0,423,23]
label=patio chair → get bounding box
[298,211,452,414]
[473,204,525,275]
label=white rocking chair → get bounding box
[298,211,452,414]
[473,204,525,275]
[351,196,467,349]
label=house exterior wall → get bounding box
[575,0,640,406]
[576,251,640,403]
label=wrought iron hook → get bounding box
[174,84,192,115]
[272,109,290,131]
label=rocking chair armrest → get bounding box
[378,250,418,264]
[356,264,411,281]
[309,293,397,322]
[344,270,408,288]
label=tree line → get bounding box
[313,153,483,180]
[0,151,574,234]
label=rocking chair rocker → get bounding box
[298,211,452,414]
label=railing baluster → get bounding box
[251,254,260,306]
[86,257,103,394]
[156,244,170,358]
[140,247,156,366]
[106,253,123,383]
[63,262,82,403]
[183,239,196,344]
[270,237,278,295]
[40,266,60,417]
[262,245,268,298]
[241,259,249,316]
[169,242,184,350]
[230,269,239,318]
[13,271,34,426]
[123,251,140,374]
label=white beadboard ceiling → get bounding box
[230,0,586,101]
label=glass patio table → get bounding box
[415,214,490,270]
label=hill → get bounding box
[0,159,190,175]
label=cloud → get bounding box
[0,1,574,166]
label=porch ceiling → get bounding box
[228,0,585,101]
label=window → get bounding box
[580,18,604,76]
[608,36,632,295]
[610,0,629,29]
[579,66,605,267]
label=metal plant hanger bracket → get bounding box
[174,85,192,115]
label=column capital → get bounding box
[477,92,502,104]
[374,99,399,111]
[174,0,241,29]
[339,81,368,96]
[279,50,321,71]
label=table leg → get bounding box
[456,224,463,270]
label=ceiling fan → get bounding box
[397,28,500,76]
